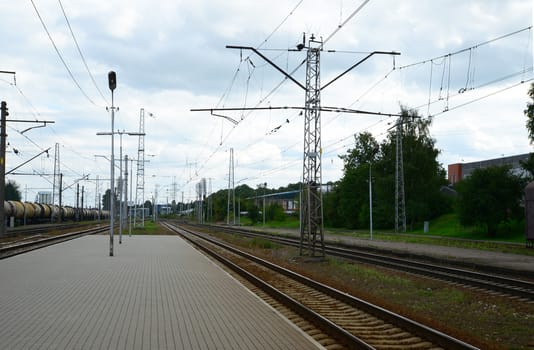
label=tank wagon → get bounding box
[4,200,109,224]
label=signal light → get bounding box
[108,71,116,91]
[1,101,8,117]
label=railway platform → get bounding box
[0,235,323,350]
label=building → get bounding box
[250,190,300,214]
[448,153,530,185]
[36,191,52,204]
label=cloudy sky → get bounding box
[1,0,533,207]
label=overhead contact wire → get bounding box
[29,0,101,108]
[58,0,109,106]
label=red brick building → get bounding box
[448,153,530,185]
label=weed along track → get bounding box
[163,221,478,350]
[201,224,534,301]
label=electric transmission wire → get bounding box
[256,0,304,50]
[324,26,533,142]
[58,0,109,106]
[323,0,371,45]
[1,78,42,121]
[194,58,307,180]
[192,1,307,180]
[216,0,304,109]
[430,77,534,119]
[397,26,532,71]
[29,0,101,108]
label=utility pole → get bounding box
[263,182,267,227]
[227,148,234,225]
[0,101,8,237]
[135,108,146,228]
[208,178,212,222]
[0,74,51,236]
[301,36,324,257]
[52,143,60,222]
[124,155,128,238]
[395,117,406,233]
[81,185,84,220]
[58,173,63,223]
[76,183,80,221]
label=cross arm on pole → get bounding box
[63,174,89,192]
[6,147,51,175]
[210,110,238,125]
[226,45,306,90]
[321,51,400,91]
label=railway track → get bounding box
[0,225,108,259]
[164,221,478,350]
[200,223,534,301]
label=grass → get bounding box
[203,220,534,348]
[122,220,175,235]
[409,213,525,243]
[237,212,534,256]
[211,228,534,349]
[238,215,300,229]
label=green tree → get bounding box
[248,205,260,225]
[332,107,450,230]
[266,202,285,222]
[101,189,118,211]
[520,153,534,181]
[456,166,523,237]
[524,82,534,143]
[323,182,343,227]
[375,108,449,229]
[6,180,22,201]
[332,132,379,228]
[522,82,534,180]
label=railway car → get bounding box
[3,200,110,226]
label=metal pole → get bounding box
[119,133,123,244]
[110,92,115,256]
[129,156,132,237]
[81,185,84,220]
[369,163,373,240]
[124,154,128,240]
[58,173,63,223]
[108,70,116,257]
[0,101,7,237]
[76,183,80,221]
[263,182,266,227]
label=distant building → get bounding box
[251,190,300,214]
[36,191,52,204]
[448,153,530,185]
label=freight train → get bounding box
[3,200,109,224]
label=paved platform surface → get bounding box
[0,235,322,350]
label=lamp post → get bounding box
[108,71,116,256]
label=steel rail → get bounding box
[0,225,108,259]
[166,221,479,350]
[203,224,534,300]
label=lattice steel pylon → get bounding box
[300,40,325,258]
[194,38,400,257]
[134,108,145,227]
[395,117,406,233]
